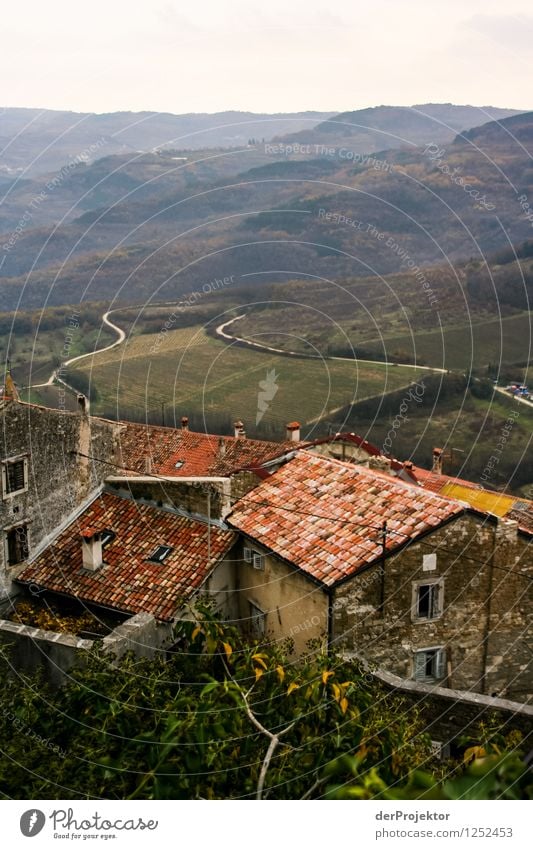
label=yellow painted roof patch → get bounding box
[440,483,517,518]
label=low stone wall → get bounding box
[0,613,173,685]
[102,612,173,661]
[0,619,93,687]
[370,664,533,745]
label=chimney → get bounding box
[4,368,19,401]
[234,420,244,438]
[77,394,88,415]
[181,416,189,431]
[218,437,227,457]
[81,529,103,572]
[144,455,152,474]
[404,461,413,471]
[432,447,443,475]
[286,421,301,442]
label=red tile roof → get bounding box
[115,423,296,478]
[17,492,236,621]
[412,466,533,535]
[228,452,463,586]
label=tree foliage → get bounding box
[0,608,530,799]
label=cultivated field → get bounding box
[71,324,428,436]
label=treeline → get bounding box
[466,242,533,310]
[0,302,109,336]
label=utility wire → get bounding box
[70,449,533,582]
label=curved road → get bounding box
[30,310,126,390]
[215,313,448,373]
[28,306,531,414]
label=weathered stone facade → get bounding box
[331,514,532,702]
[0,400,118,595]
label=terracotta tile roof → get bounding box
[17,492,236,621]
[412,466,533,535]
[228,452,463,586]
[115,423,296,478]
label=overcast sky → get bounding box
[2,0,532,114]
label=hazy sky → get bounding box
[2,0,532,114]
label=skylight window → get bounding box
[174,460,185,469]
[101,530,115,547]
[148,545,173,563]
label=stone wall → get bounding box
[344,655,533,745]
[105,477,231,521]
[102,612,173,661]
[0,618,93,687]
[0,613,174,684]
[0,400,118,594]
[332,514,532,702]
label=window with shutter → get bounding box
[413,579,443,621]
[2,457,28,498]
[249,602,266,636]
[243,547,252,563]
[252,551,264,571]
[413,648,446,682]
[435,648,447,680]
[5,524,29,566]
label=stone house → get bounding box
[0,396,118,598]
[2,397,531,702]
[15,488,238,645]
[227,452,532,702]
[0,399,300,600]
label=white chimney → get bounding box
[81,530,103,572]
[218,437,227,457]
[234,420,244,438]
[144,455,152,474]
[432,447,443,475]
[286,421,301,442]
[181,416,189,431]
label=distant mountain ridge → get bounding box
[2,107,533,313]
[275,103,523,152]
[0,108,336,176]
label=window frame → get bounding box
[252,551,265,571]
[412,578,444,622]
[249,601,266,636]
[413,647,446,682]
[4,522,30,566]
[147,545,173,564]
[243,545,265,570]
[1,455,29,499]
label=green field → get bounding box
[335,382,533,493]
[360,312,533,371]
[230,275,532,372]
[71,325,428,436]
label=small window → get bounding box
[243,547,252,563]
[249,602,266,636]
[252,551,265,571]
[148,545,173,563]
[413,580,443,621]
[414,648,446,682]
[2,457,28,498]
[174,460,185,469]
[6,524,29,566]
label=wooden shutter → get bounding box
[414,652,426,680]
[435,649,446,680]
